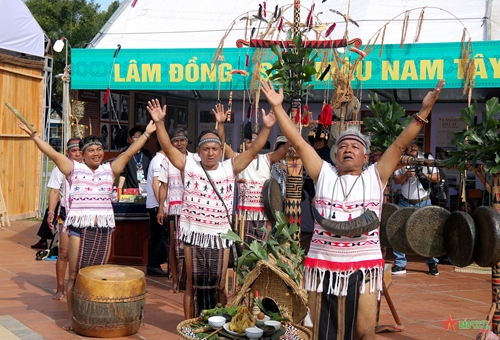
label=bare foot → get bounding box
[53,291,65,300]
[62,321,73,331]
[168,282,179,294]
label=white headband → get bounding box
[198,138,221,147]
[67,143,80,150]
[81,141,103,152]
[171,136,188,143]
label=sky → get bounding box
[94,0,119,11]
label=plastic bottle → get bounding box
[112,186,118,203]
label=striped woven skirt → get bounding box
[191,241,224,316]
[243,219,267,247]
[313,270,363,340]
[77,227,112,270]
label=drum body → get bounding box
[73,265,146,338]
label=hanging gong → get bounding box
[386,207,417,255]
[332,97,360,120]
[443,211,478,267]
[311,206,380,237]
[262,178,283,224]
[380,203,399,248]
[405,205,450,258]
[472,206,500,267]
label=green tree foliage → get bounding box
[265,35,317,101]
[441,97,500,175]
[363,94,412,152]
[221,211,305,286]
[25,0,119,102]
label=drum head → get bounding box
[444,211,477,267]
[406,205,450,258]
[380,203,399,248]
[472,206,500,267]
[76,265,145,299]
[262,178,283,224]
[386,207,417,255]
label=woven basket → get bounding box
[176,317,205,340]
[176,318,312,339]
[283,323,312,340]
[227,259,308,324]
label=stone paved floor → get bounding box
[0,220,493,339]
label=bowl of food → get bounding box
[264,320,282,331]
[261,325,276,337]
[245,326,264,339]
[255,313,271,326]
[208,315,226,329]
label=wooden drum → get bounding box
[73,264,146,338]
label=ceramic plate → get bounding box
[223,322,245,336]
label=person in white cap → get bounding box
[260,78,445,340]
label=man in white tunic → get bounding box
[148,99,277,319]
[214,104,289,245]
[260,78,445,340]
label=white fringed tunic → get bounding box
[159,151,199,215]
[179,156,235,249]
[64,161,115,229]
[304,162,385,296]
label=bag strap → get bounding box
[201,164,232,224]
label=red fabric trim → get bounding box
[103,87,110,105]
[237,206,265,212]
[304,258,385,272]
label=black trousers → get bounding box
[36,203,61,240]
[147,207,169,268]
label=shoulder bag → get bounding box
[201,164,242,269]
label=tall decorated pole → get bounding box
[284,0,304,237]
[226,2,362,239]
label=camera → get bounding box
[414,166,431,189]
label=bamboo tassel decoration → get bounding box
[400,11,410,48]
[379,25,387,57]
[414,9,425,42]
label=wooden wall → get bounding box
[0,53,45,219]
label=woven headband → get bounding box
[198,138,221,147]
[337,134,367,148]
[67,143,80,150]
[81,141,103,152]
[171,135,188,142]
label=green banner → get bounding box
[71,40,500,90]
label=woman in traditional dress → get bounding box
[17,113,162,331]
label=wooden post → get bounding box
[0,179,11,227]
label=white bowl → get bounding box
[208,315,226,328]
[264,320,282,331]
[255,314,271,326]
[245,326,264,339]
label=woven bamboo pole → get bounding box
[284,0,304,235]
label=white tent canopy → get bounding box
[0,0,45,58]
[91,0,494,49]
